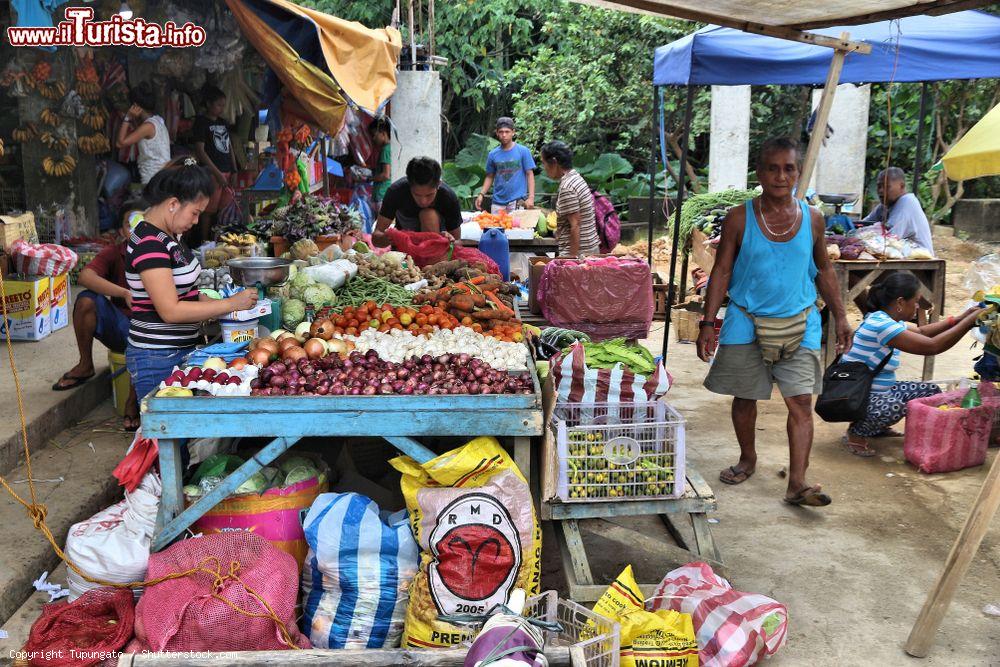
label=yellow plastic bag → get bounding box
[390,437,542,648]
[594,565,699,667]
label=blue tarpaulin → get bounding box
[654,10,1000,86]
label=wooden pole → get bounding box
[905,452,1000,657]
[408,0,416,70]
[796,32,849,200]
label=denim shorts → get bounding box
[126,344,193,402]
[77,290,129,353]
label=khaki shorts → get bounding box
[704,343,822,401]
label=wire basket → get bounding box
[553,401,685,502]
[525,590,620,667]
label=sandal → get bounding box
[784,485,832,507]
[123,415,140,432]
[719,465,755,485]
[51,372,95,391]
[841,435,876,458]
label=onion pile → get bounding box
[250,350,533,396]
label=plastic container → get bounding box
[523,590,620,667]
[553,401,685,502]
[220,318,258,344]
[108,350,130,417]
[478,227,511,280]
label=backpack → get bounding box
[591,189,620,253]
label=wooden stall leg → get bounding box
[905,452,1000,657]
[558,519,596,601]
[690,512,724,568]
[514,435,531,484]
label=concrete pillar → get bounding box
[16,49,97,237]
[390,70,442,179]
[810,83,871,212]
[708,85,751,192]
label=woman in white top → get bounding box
[116,82,171,184]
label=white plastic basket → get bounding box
[524,590,620,667]
[553,401,686,502]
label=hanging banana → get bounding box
[40,108,60,126]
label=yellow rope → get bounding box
[0,270,300,650]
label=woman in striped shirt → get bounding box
[540,141,600,257]
[125,158,257,402]
[841,271,982,456]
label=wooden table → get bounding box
[461,237,559,256]
[825,259,946,379]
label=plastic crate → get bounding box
[553,401,685,502]
[524,590,620,667]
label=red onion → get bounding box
[363,386,377,395]
[401,385,415,395]
[270,375,287,388]
[417,383,430,392]
[330,385,345,395]
[457,353,471,365]
[468,382,480,393]
[269,362,287,375]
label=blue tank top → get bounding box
[718,199,821,350]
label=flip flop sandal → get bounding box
[123,415,140,432]
[784,485,832,507]
[51,372,95,391]
[719,465,754,485]
[841,436,877,457]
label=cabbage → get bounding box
[235,471,269,495]
[303,283,335,308]
[279,455,315,475]
[284,465,318,487]
[183,484,202,497]
[353,241,370,254]
[282,298,306,327]
[290,271,314,291]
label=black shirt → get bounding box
[380,179,463,232]
[192,115,233,172]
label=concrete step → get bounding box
[0,402,130,625]
[1,321,115,477]
[0,563,66,659]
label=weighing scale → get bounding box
[818,193,858,233]
[226,257,293,337]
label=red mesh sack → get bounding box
[385,228,500,274]
[904,388,995,473]
[537,256,654,340]
[131,532,310,652]
[23,587,134,666]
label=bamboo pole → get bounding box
[796,32,849,199]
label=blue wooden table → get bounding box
[143,369,544,552]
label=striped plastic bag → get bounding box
[300,492,419,649]
[649,562,788,667]
[551,342,672,404]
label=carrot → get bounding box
[471,309,511,320]
[449,294,476,312]
[470,275,487,285]
[485,291,515,316]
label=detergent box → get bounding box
[49,273,69,331]
[0,275,51,341]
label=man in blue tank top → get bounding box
[697,137,852,508]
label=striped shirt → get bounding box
[555,169,600,257]
[841,310,906,392]
[126,219,201,349]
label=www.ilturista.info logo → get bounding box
[7,7,206,48]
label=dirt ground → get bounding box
[567,229,1000,664]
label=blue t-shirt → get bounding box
[486,144,535,205]
[841,310,906,392]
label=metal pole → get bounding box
[663,85,694,360]
[408,0,416,70]
[647,85,658,268]
[912,81,930,196]
[429,0,435,70]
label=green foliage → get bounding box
[442,133,498,204]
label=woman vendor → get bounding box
[539,141,599,257]
[841,271,984,456]
[126,157,257,402]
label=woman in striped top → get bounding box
[540,141,600,257]
[125,158,257,403]
[841,271,982,457]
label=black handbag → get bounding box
[814,353,893,423]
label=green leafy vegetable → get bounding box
[672,188,757,246]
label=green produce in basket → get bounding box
[569,338,657,375]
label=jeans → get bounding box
[125,344,193,402]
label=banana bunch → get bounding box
[78,133,110,154]
[81,106,107,130]
[12,123,36,143]
[0,137,4,157]
[76,81,100,100]
[220,232,256,246]
[40,108,60,126]
[43,155,77,177]
[546,211,557,232]
[40,131,69,151]
[38,81,66,100]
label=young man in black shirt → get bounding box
[373,157,463,247]
[192,86,237,240]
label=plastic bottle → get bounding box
[961,383,982,409]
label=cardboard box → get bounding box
[49,273,69,331]
[226,298,272,322]
[0,212,38,251]
[0,275,51,341]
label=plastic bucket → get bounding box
[220,318,258,344]
[108,350,130,417]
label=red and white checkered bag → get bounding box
[550,342,672,404]
[649,562,788,667]
[10,239,78,276]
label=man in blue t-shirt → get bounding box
[475,117,536,214]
